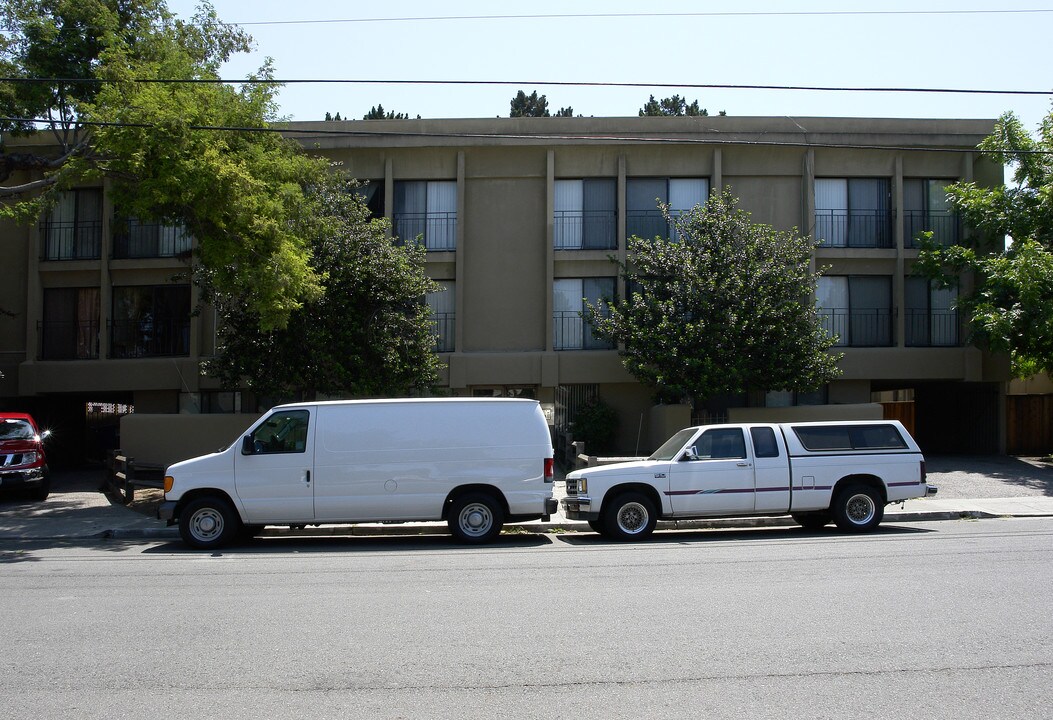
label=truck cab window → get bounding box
[696,428,746,459]
[250,410,309,454]
[749,427,780,458]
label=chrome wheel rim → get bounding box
[846,493,876,525]
[616,502,648,534]
[188,507,224,543]
[457,503,494,538]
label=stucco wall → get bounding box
[120,413,259,469]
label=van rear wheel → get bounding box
[180,496,239,550]
[449,492,504,543]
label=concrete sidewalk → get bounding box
[1,460,1052,542]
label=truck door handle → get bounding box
[737,462,750,467]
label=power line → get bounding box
[2,77,1051,96]
[226,9,1053,27]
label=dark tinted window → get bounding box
[750,427,780,458]
[793,424,907,451]
[251,410,310,454]
[696,428,746,459]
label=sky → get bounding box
[164,0,1052,132]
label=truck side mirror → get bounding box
[681,446,699,461]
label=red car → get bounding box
[0,413,50,501]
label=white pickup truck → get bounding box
[562,420,936,540]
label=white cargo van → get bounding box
[159,398,556,549]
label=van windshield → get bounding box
[648,428,699,461]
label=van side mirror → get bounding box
[241,436,255,455]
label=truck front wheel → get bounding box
[179,496,240,550]
[832,484,884,532]
[603,492,657,541]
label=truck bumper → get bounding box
[0,467,46,488]
[927,485,938,497]
[158,500,178,525]
[561,496,599,521]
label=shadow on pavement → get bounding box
[143,532,555,555]
[556,524,935,546]
[926,455,1053,497]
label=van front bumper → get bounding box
[158,500,177,524]
[561,495,598,521]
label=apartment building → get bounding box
[0,116,1007,464]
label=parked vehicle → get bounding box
[0,413,51,501]
[563,420,935,540]
[160,398,557,549]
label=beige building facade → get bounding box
[0,116,1008,465]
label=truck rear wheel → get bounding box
[179,496,240,550]
[449,492,504,543]
[832,484,884,532]
[603,492,657,541]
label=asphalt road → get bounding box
[2,518,1051,720]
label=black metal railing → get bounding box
[40,221,102,260]
[431,313,455,352]
[554,211,617,250]
[109,318,190,358]
[625,211,669,241]
[553,310,614,351]
[113,222,193,259]
[904,211,962,248]
[38,320,100,360]
[814,210,894,248]
[817,308,893,347]
[905,308,960,347]
[393,212,457,251]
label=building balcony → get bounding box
[40,222,102,260]
[113,221,193,259]
[553,311,614,351]
[109,318,190,358]
[393,212,457,251]
[554,211,617,250]
[814,211,894,249]
[904,211,962,248]
[37,320,100,360]
[818,307,893,347]
[432,312,455,353]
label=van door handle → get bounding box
[304,470,311,484]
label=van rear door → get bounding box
[234,407,315,523]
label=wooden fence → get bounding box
[1006,395,1053,456]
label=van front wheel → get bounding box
[449,492,504,543]
[180,496,239,550]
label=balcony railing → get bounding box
[40,221,102,260]
[904,211,961,248]
[38,320,100,360]
[393,212,457,251]
[817,307,893,347]
[815,210,894,248]
[113,222,193,259]
[554,211,617,250]
[905,308,960,346]
[553,310,614,351]
[109,318,190,358]
[626,211,669,241]
[431,313,455,352]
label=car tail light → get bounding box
[544,458,554,481]
[920,460,927,483]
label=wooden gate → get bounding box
[1006,395,1053,456]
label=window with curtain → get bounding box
[553,277,616,350]
[113,216,192,258]
[554,178,616,249]
[906,277,959,346]
[41,287,100,359]
[425,281,456,352]
[42,189,102,260]
[815,178,892,248]
[626,178,709,241]
[816,276,893,346]
[110,285,191,358]
[904,179,960,248]
[394,180,456,250]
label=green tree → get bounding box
[639,94,708,117]
[0,0,325,330]
[509,90,550,117]
[555,106,574,117]
[362,104,417,120]
[588,188,841,403]
[916,109,1053,377]
[202,176,444,398]
[324,111,343,121]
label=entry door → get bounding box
[234,408,314,523]
[667,427,756,515]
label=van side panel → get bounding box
[311,401,551,522]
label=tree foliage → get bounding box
[362,104,417,120]
[202,176,444,398]
[0,0,328,330]
[588,188,841,403]
[509,90,550,117]
[639,94,707,117]
[915,109,1053,377]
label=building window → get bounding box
[554,179,616,249]
[904,179,960,248]
[762,386,828,407]
[816,276,893,347]
[553,277,616,350]
[110,285,191,358]
[394,180,456,251]
[426,281,455,352]
[40,288,100,360]
[41,189,102,260]
[113,217,192,259]
[354,180,385,219]
[906,277,959,347]
[815,178,892,248]
[626,178,709,241]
